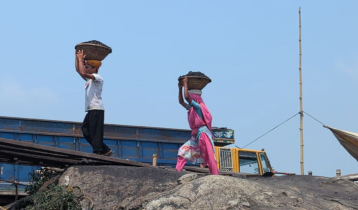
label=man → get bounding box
[75,49,113,156]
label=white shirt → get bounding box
[85,74,104,112]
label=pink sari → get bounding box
[176,94,219,175]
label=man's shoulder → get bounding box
[93,73,102,77]
[93,74,104,81]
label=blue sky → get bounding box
[1,0,358,177]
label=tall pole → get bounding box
[299,7,304,175]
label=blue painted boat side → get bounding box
[0,116,235,195]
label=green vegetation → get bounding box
[25,185,82,210]
[20,168,82,210]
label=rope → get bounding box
[217,111,325,171]
[303,111,325,125]
[83,195,94,209]
[241,112,300,149]
[218,112,300,166]
[68,185,94,209]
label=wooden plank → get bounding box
[0,149,79,165]
[183,166,230,175]
[0,144,71,158]
[0,137,154,168]
[0,179,28,186]
[230,173,262,178]
[337,173,358,181]
[183,166,262,178]
[183,166,223,174]
[0,156,107,167]
[0,157,37,165]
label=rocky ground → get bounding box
[6,165,358,210]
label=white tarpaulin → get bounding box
[324,125,358,162]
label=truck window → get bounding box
[239,151,259,174]
[259,153,271,173]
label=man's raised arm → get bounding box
[75,50,86,81]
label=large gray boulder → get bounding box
[57,165,358,210]
[145,175,358,210]
[57,165,188,210]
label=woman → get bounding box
[176,76,219,175]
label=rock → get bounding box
[242,201,250,208]
[48,165,358,210]
[145,175,358,210]
[177,174,198,185]
[145,176,252,210]
[57,165,187,210]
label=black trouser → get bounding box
[81,110,110,154]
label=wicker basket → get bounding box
[75,43,112,61]
[178,76,212,90]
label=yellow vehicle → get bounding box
[211,128,273,175]
[215,147,273,175]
